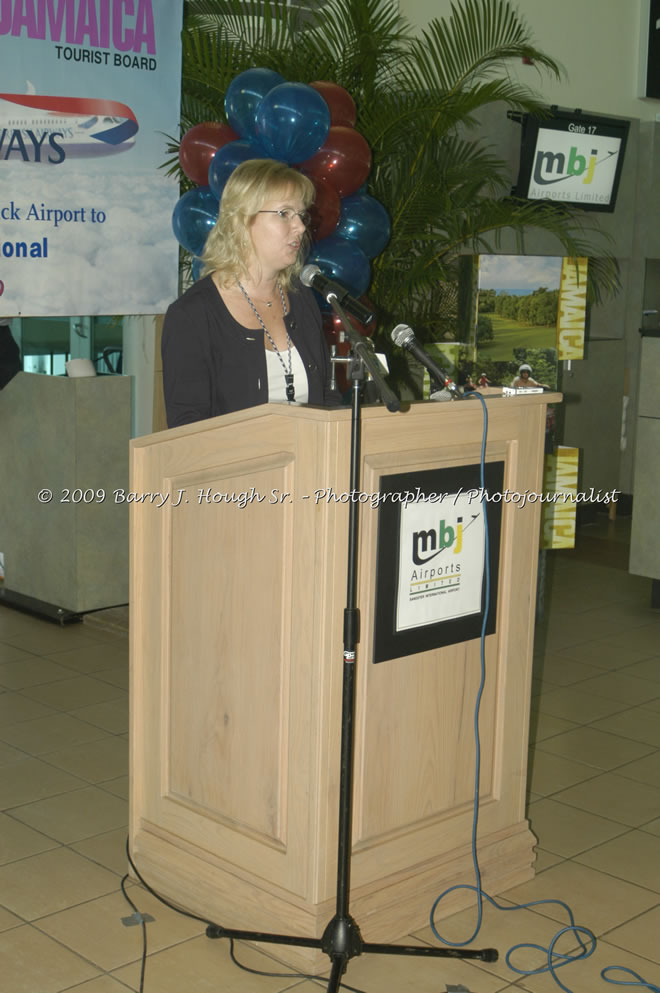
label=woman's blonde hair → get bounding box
[200,159,315,289]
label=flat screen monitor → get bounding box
[512,110,630,213]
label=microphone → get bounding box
[390,324,461,398]
[300,264,375,325]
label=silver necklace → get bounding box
[237,280,295,402]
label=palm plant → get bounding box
[178,0,617,380]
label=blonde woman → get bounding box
[162,158,340,427]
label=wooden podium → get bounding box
[129,393,557,971]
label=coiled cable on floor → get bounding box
[429,390,658,993]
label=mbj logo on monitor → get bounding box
[534,145,604,186]
[529,128,621,205]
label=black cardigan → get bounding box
[162,276,340,428]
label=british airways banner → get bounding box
[0,0,183,315]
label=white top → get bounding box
[265,344,309,404]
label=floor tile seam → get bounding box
[530,672,616,691]
[531,745,660,776]
[2,780,118,818]
[0,736,55,763]
[0,721,116,749]
[60,972,136,993]
[499,933,659,987]
[26,870,130,920]
[528,726,581,746]
[29,915,144,976]
[0,831,129,878]
[0,638,55,657]
[597,912,660,960]
[617,661,660,680]
[0,691,59,719]
[18,682,129,711]
[3,732,126,767]
[92,672,130,691]
[525,775,612,802]
[563,680,660,705]
[32,707,129,736]
[595,955,660,992]
[227,935,342,989]
[488,894,652,944]
[529,740,639,770]
[12,918,107,977]
[530,800,628,836]
[570,855,660,895]
[0,663,127,691]
[43,635,130,657]
[0,721,122,764]
[580,772,660,796]
[0,898,29,926]
[597,763,660,788]
[0,757,90,793]
[639,823,660,837]
[581,708,660,736]
[535,690,644,715]
[94,776,129,795]
[533,785,660,828]
[556,646,660,667]
[568,608,660,628]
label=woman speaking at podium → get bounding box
[162,159,340,428]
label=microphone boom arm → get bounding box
[329,296,400,413]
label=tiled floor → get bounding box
[1,518,660,993]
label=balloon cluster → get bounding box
[172,68,391,335]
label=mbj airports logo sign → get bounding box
[529,127,622,206]
[396,494,485,633]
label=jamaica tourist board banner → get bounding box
[0,0,183,315]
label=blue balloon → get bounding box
[336,194,391,259]
[307,234,371,297]
[208,139,267,200]
[172,186,219,256]
[192,256,204,281]
[256,83,330,164]
[225,67,285,140]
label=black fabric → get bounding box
[162,276,340,428]
[0,327,20,390]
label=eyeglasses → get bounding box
[258,208,311,226]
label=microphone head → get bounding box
[391,324,414,347]
[300,264,321,288]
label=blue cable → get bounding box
[428,390,659,993]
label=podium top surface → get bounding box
[134,391,562,448]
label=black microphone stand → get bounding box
[206,297,497,990]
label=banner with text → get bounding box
[556,257,588,360]
[540,447,579,549]
[0,0,183,315]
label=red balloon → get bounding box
[309,81,357,128]
[323,301,376,343]
[299,126,372,198]
[307,176,341,241]
[179,122,238,186]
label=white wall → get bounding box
[399,0,657,123]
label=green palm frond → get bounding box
[409,0,561,96]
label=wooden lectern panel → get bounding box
[168,455,294,846]
[130,395,558,970]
